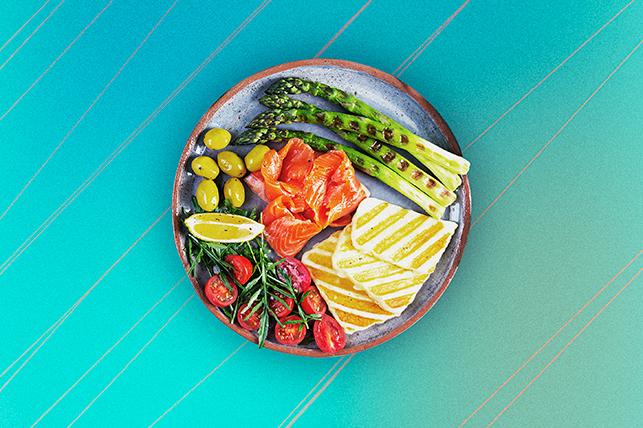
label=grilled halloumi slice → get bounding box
[301,231,398,334]
[332,226,429,314]
[351,198,457,275]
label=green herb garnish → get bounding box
[183,197,315,348]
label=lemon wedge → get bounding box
[185,213,264,243]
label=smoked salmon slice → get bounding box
[304,150,369,229]
[244,171,268,203]
[261,138,315,201]
[249,138,368,257]
[261,195,308,226]
[263,201,322,258]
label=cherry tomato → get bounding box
[204,275,237,307]
[277,257,312,293]
[224,255,253,285]
[301,286,327,315]
[275,315,306,346]
[313,314,345,354]
[237,301,263,331]
[268,290,294,318]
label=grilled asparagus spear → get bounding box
[333,130,457,205]
[257,94,321,112]
[258,94,462,191]
[247,107,469,175]
[234,127,446,218]
[265,78,468,177]
[265,77,393,125]
[334,130,461,192]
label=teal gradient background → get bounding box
[1,1,641,427]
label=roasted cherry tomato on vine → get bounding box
[237,301,263,331]
[224,255,253,285]
[275,315,306,345]
[301,286,327,315]
[268,290,294,318]
[204,275,237,307]
[277,257,312,293]
[313,314,345,354]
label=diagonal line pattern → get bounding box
[471,37,643,228]
[277,356,347,428]
[392,0,470,77]
[487,264,643,426]
[0,299,81,393]
[0,0,52,53]
[0,0,114,122]
[462,0,637,153]
[66,293,196,428]
[6,1,635,426]
[147,341,249,427]
[0,0,271,405]
[0,153,150,276]
[0,303,69,380]
[284,354,355,428]
[0,207,170,392]
[267,6,470,421]
[29,275,187,427]
[458,36,643,425]
[0,0,178,223]
[0,0,66,71]
[314,0,372,59]
[0,0,272,276]
[458,248,643,427]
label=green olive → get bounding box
[223,177,245,208]
[191,156,219,180]
[203,128,231,150]
[244,144,271,173]
[217,151,247,178]
[195,179,219,211]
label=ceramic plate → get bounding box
[172,59,471,357]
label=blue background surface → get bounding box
[1,1,641,427]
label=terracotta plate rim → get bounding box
[171,58,471,357]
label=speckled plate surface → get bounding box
[172,59,471,357]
